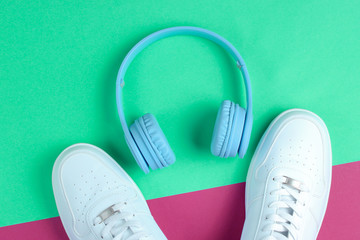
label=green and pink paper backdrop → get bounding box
[1,1,359,239]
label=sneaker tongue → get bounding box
[110,224,133,240]
[106,213,143,240]
[276,194,296,240]
[88,186,137,221]
[276,176,307,240]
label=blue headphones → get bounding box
[116,26,253,173]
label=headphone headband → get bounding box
[117,26,251,105]
[116,27,253,170]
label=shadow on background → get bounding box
[190,106,217,151]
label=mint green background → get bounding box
[1,0,359,227]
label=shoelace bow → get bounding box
[261,176,309,240]
[94,201,152,240]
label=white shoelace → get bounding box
[93,201,152,240]
[261,176,309,240]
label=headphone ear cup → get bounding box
[130,113,175,170]
[211,101,245,158]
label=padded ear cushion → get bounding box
[141,114,176,166]
[226,104,246,158]
[211,101,246,158]
[130,114,175,170]
[211,100,234,157]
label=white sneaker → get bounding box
[241,109,332,240]
[52,143,167,240]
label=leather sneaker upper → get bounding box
[52,143,167,240]
[241,109,332,240]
